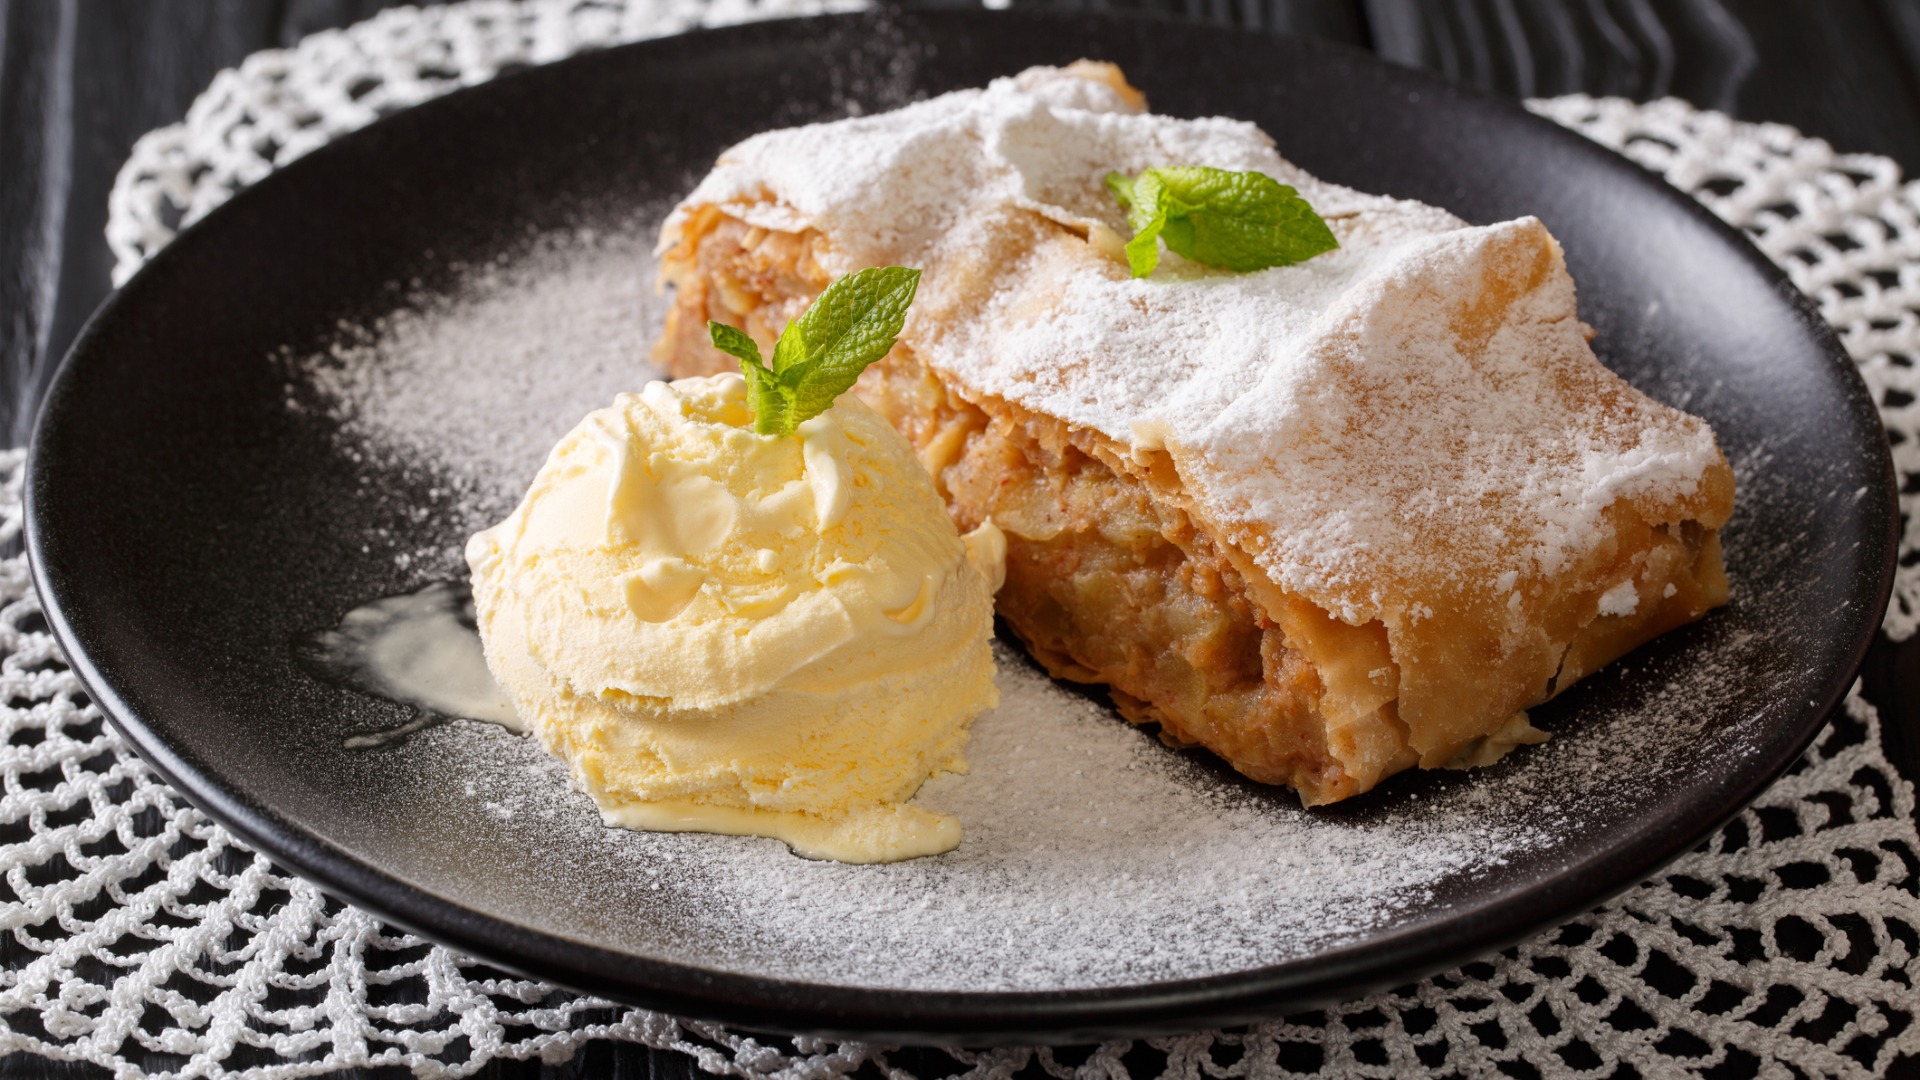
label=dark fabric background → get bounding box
[2,1,1915,1076]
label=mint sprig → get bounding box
[707,266,921,437]
[1106,166,1338,279]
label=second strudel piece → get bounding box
[651,63,1736,806]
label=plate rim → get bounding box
[24,7,1901,1043]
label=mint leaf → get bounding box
[708,320,792,434]
[770,318,809,375]
[1119,169,1170,277]
[783,266,920,423]
[708,266,922,437]
[738,356,794,435]
[1124,212,1167,277]
[1153,166,1339,270]
[707,321,763,368]
[1106,165,1338,278]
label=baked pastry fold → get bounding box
[651,62,1735,805]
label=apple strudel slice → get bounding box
[650,62,1735,806]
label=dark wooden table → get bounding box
[3,1,1916,1077]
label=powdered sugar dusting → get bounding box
[290,223,1788,993]
[295,225,669,519]
[413,643,1547,988]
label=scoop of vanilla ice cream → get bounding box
[465,372,1003,863]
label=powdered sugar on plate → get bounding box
[399,611,1772,992]
[294,224,670,529]
[288,224,1786,992]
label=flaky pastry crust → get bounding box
[651,63,1735,805]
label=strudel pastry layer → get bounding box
[651,63,1736,806]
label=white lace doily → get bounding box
[3,2,1912,1077]
[1530,95,1920,642]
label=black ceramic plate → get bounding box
[27,10,1896,1043]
